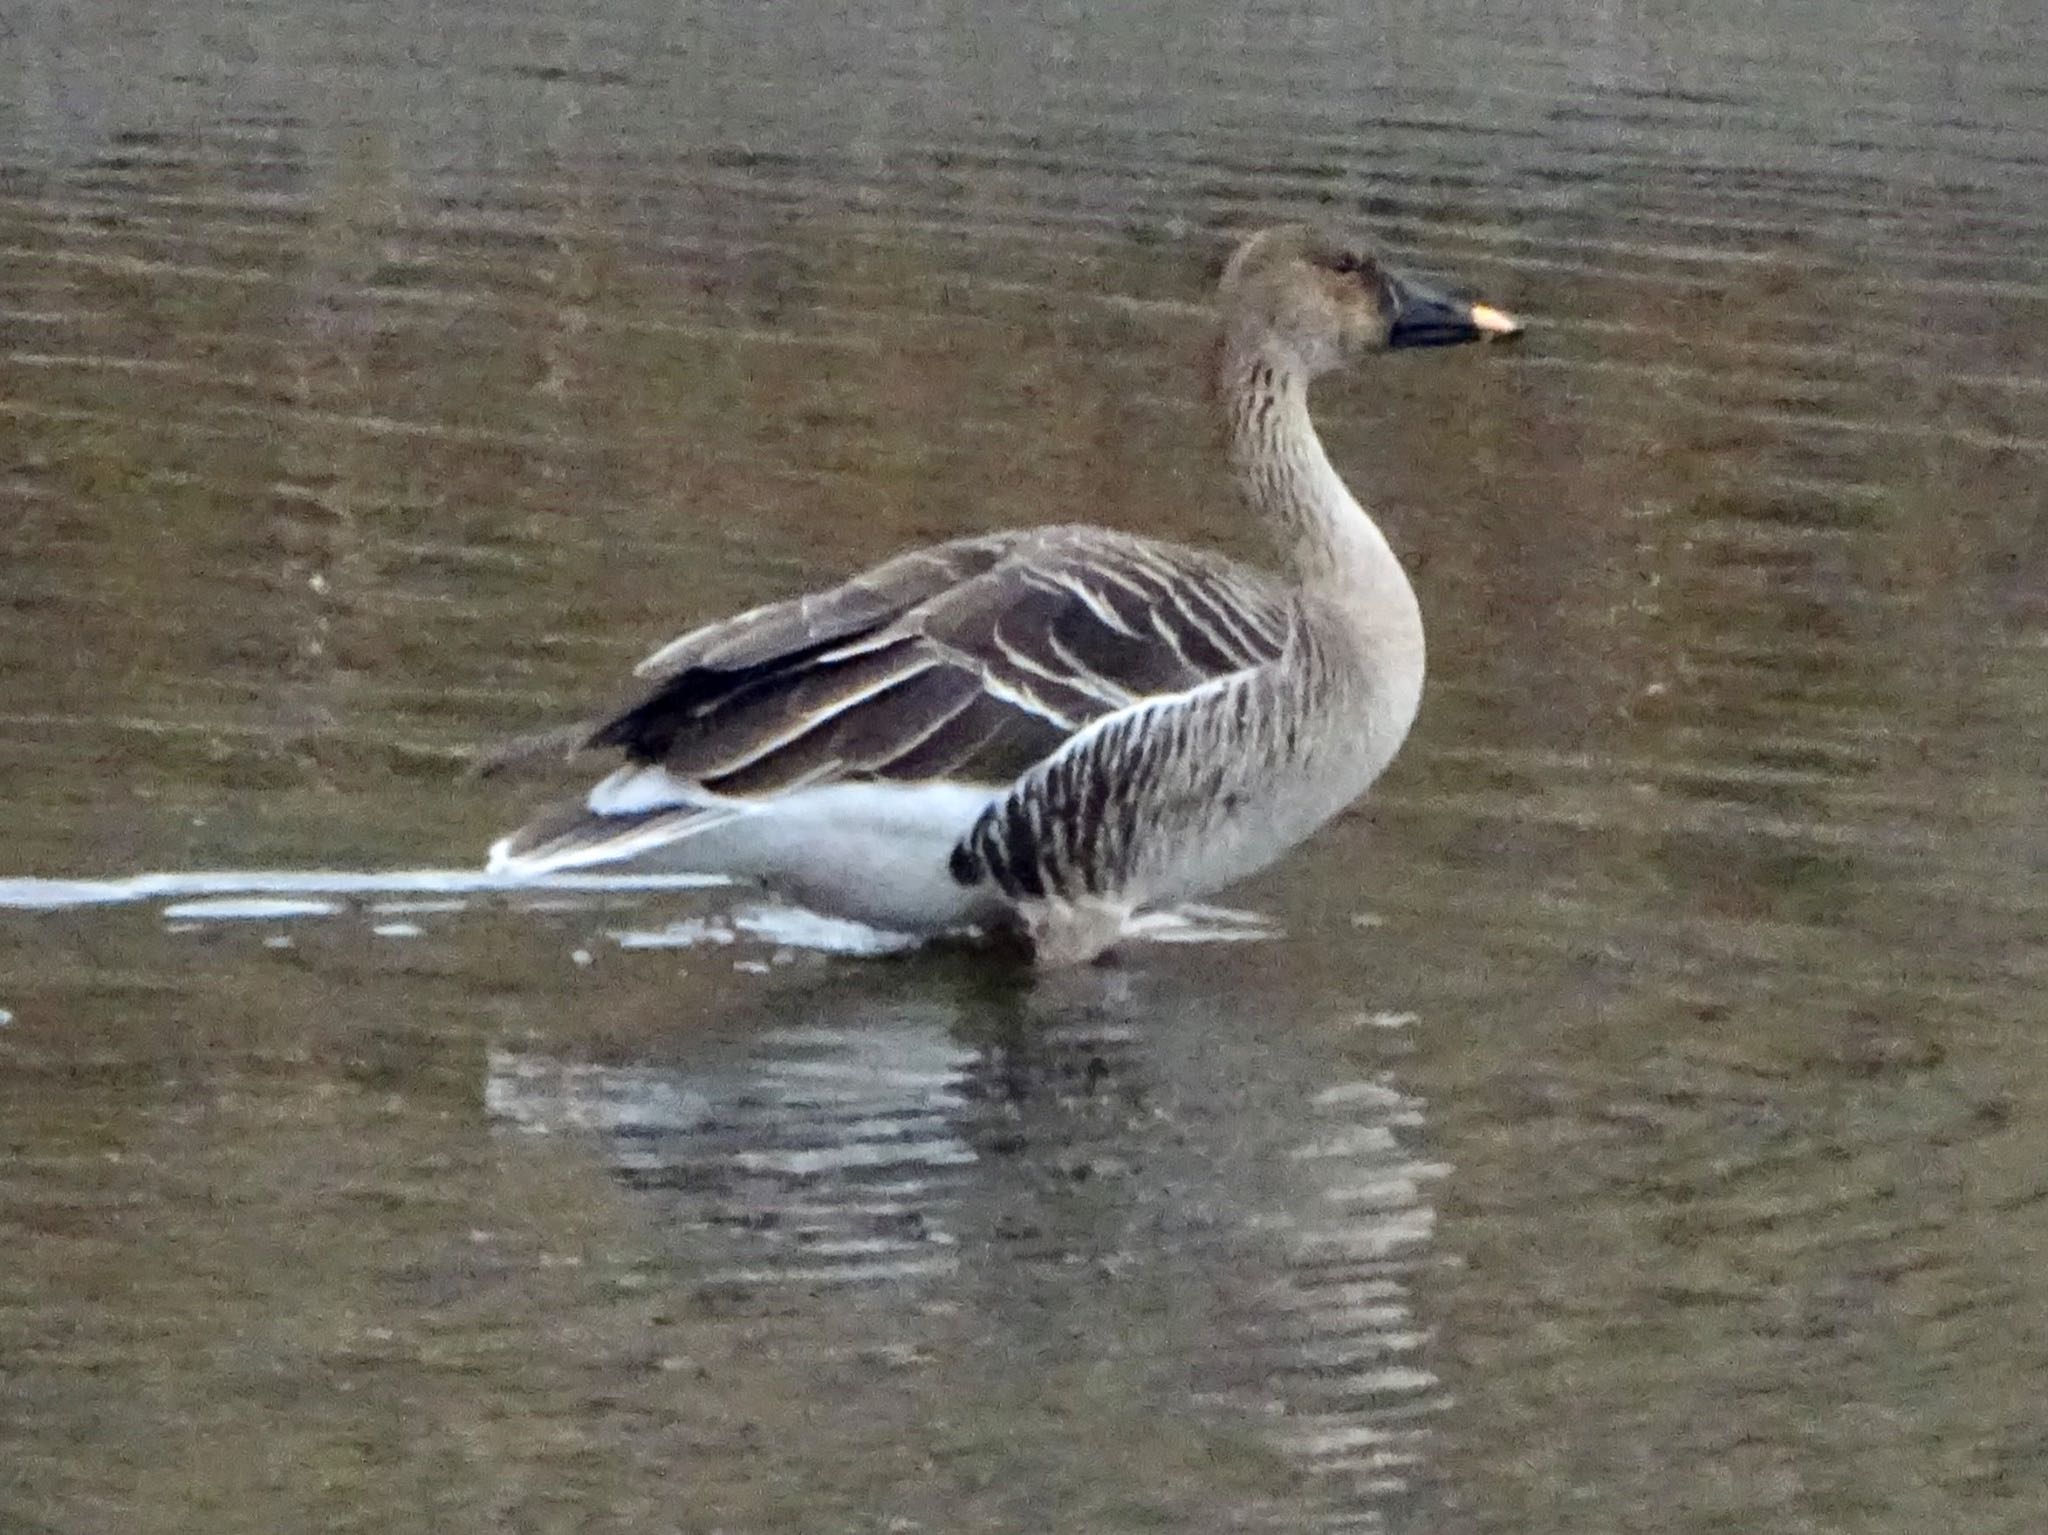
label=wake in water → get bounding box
[0,867,1276,957]
[0,867,726,913]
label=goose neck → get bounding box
[1220,346,1416,616]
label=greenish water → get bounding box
[4,2,2048,1531]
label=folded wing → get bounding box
[582,525,1296,798]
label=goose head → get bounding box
[1219,224,1522,377]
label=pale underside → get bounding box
[486,523,1331,949]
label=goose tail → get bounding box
[485,801,748,877]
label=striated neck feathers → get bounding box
[1218,340,1425,703]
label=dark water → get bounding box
[5,2,2048,1531]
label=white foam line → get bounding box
[1289,1336,1433,1369]
[0,867,730,912]
[1279,1421,1408,1457]
[1291,1127,1401,1161]
[1287,1212,1437,1263]
[733,1137,977,1176]
[1293,1367,1439,1400]
[163,897,342,921]
[769,1236,939,1260]
[706,1257,957,1288]
[1270,1280,1406,1312]
[1310,1080,1416,1113]
[731,906,922,957]
[759,1060,966,1088]
[1121,902,1277,943]
[610,918,737,950]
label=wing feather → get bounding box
[632,536,1019,679]
[511,525,1296,803]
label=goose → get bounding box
[482,225,1522,966]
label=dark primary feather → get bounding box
[631,537,1020,679]
[569,526,1295,800]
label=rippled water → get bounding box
[5,2,2048,1531]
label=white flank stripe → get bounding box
[586,764,707,815]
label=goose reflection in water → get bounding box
[485,982,1451,1510]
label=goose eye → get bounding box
[1323,249,1382,287]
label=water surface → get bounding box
[5,2,2048,1531]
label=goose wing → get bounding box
[580,525,1295,798]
